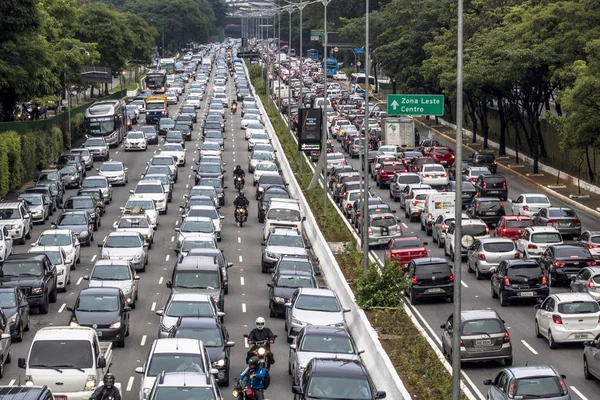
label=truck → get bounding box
[380,117,416,149]
[144,96,168,124]
[18,327,119,400]
[202,56,212,67]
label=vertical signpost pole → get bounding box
[362,0,370,276]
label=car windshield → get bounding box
[306,376,371,399]
[127,133,144,139]
[166,301,213,318]
[29,340,94,369]
[174,326,223,346]
[146,166,171,176]
[205,131,222,139]
[555,247,591,258]
[391,239,423,249]
[470,168,491,176]
[20,195,43,206]
[256,163,277,171]
[247,122,263,130]
[482,242,515,252]
[507,264,541,278]
[252,152,273,161]
[58,214,86,225]
[181,220,213,233]
[267,209,301,221]
[125,200,154,210]
[153,387,215,400]
[1,261,42,277]
[276,275,315,288]
[152,158,174,166]
[295,295,341,312]
[188,209,219,219]
[163,144,183,152]
[300,334,355,353]
[525,196,550,204]
[478,201,502,211]
[0,292,16,308]
[251,133,268,140]
[91,265,131,280]
[263,191,289,203]
[505,219,532,228]
[181,239,216,251]
[82,179,105,188]
[85,138,106,147]
[475,154,495,163]
[104,235,142,248]
[462,224,488,237]
[76,294,119,312]
[100,163,123,172]
[558,301,600,314]
[531,233,562,244]
[268,234,303,247]
[60,166,78,175]
[174,270,219,289]
[278,259,312,273]
[198,164,222,173]
[147,354,207,377]
[202,142,221,150]
[514,376,565,397]
[548,208,577,218]
[65,199,94,209]
[144,176,169,186]
[461,319,503,335]
[190,188,217,197]
[166,131,182,139]
[371,217,396,228]
[136,184,163,194]
[39,171,61,181]
[118,217,149,228]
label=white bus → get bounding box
[350,73,376,97]
[84,100,126,147]
[159,58,176,74]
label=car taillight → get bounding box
[503,331,510,343]
[440,223,447,230]
[411,276,417,284]
[485,227,490,234]
[514,252,520,259]
[503,277,511,287]
[368,227,373,234]
[547,219,557,226]
[508,382,515,398]
[441,173,447,177]
[422,173,429,177]
[588,244,600,249]
[573,219,581,225]
[589,279,597,289]
[412,200,419,206]
[502,182,507,189]
[483,182,487,189]
[552,314,563,324]
[396,225,402,233]
[528,244,538,249]
[558,376,568,395]
[588,261,597,266]
[427,213,433,220]
[554,261,566,267]
[478,253,486,261]
[523,205,529,211]
[541,275,548,285]
[337,183,342,188]
[469,177,477,182]
[460,340,464,347]
[342,160,347,165]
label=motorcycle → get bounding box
[244,334,277,370]
[232,379,255,400]
[235,207,247,227]
[232,103,238,114]
[234,176,245,191]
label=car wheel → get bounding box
[38,296,49,315]
[549,271,556,287]
[584,357,594,380]
[467,260,473,273]
[504,356,513,366]
[49,285,58,303]
[475,265,483,280]
[491,283,498,298]
[499,290,508,306]
[409,290,417,305]
[548,330,557,349]
[15,322,23,342]
[535,319,542,338]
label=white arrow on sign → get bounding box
[391,100,399,110]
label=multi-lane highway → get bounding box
[0,53,301,400]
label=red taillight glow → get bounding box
[588,244,600,249]
[411,276,417,284]
[483,182,487,189]
[541,275,548,285]
[547,219,557,226]
[552,314,563,324]
[427,213,433,220]
[503,277,511,287]
[574,219,581,225]
[514,252,520,259]
[528,244,538,249]
[478,254,486,261]
[422,173,429,178]
[502,182,507,189]
[523,205,529,211]
[589,279,596,289]
[554,261,566,267]
[449,274,455,282]
[441,173,447,177]
[440,223,448,230]
[588,261,597,266]
[412,200,419,206]
[503,331,510,343]
[396,225,402,233]
[368,227,373,234]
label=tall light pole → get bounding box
[362,0,370,276]
[276,8,283,122]
[151,19,165,58]
[452,0,465,397]
[286,6,293,139]
[285,0,313,107]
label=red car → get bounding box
[409,156,437,173]
[429,146,455,166]
[377,162,407,188]
[384,236,429,268]
[494,215,533,239]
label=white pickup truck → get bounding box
[18,327,119,400]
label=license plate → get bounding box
[485,212,496,215]
[488,190,500,194]
[475,339,492,346]
[426,288,444,293]
[519,292,534,297]
[575,334,589,339]
[55,396,67,400]
[440,160,447,164]
[96,331,103,337]
[560,223,570,227]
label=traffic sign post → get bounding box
[386,94,445,116]
[353,47,364,54]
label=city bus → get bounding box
[350,73,376,96]
[322,57,338,77]
[84,100,126,147]
[144,70,167,94]
[307,49,319,60]
[159,58,176,74]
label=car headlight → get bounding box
[291,318,306,326]
[258,187,264,192]
[80,231,88,237]
[58,269,65,276]
[266,251,278,259]
[31,287,43,294]
[273,297,286,304]
[32,211,42,216]
[177,237,184,246]
[8,315,17,324]
[110,321,121,329]
[84,375,96,391]
[213,359,226,367]
[212,295,220,303]
[142,388,151,399]
[101,253,110,260]
[134,253,142,260]
[3,225,13,230]
[122,285,132,294]
[70,321,80,327]
[160,323,171,333]
[299,365,306,372]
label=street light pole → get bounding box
[362,0,370,276]
[277,9,282,123]
[286,7,293,139]
[321,0,330,214]
[451,0,465,397]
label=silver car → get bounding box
[155,293,224,338]
[86,260,139,308]
[441,309,512,365]
[285,288,350,343]
[82,176,113,203]
[98,231,149,272]
[289,326,362,385]
[174,216,216,250]
[70,148,94,170]
[97,161,128,186]
[466,238,519,279]
[483,365,570,400]
[261,228,310,273]
[570,266,600,301]
[179,206,224,241]
[83,137,109,160]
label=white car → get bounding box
[160,143,186,166]
[214,93,229,107]
[174,216,216,250]
[180,205,224,241]
[122,196,159,227]
[178,236,218,256]
[444,218,490,258]
[515,227,563,259]
[333,71,348,81]
[185,95,202,109]
[253,161,279,184]
[245,122,266,140]
[241,113,263,128]
[199,141,222,158]
[129,181,168,214]
[130,99,146,113]
[405,188,437,222]
[535,293,600,347]
[99,231,149,272]
[248,132,270,151]
[0,227,13,263]
[378,145,403,158]
[29,246,70,292]
[116,214,155,246]
[148,155,178,179]
[418,164,449,187]
[511,193,551,217]
[124,131,148,151]
[166,91,178,105]
[31,229,81,268]
[97,161,128,186]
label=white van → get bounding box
[420,192,456,235]
[312,97,332,109]
[263,198,304,239]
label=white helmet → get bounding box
[256,317,266,330]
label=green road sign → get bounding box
[311,30,324,37]
[387,94,444,116]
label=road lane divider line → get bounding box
[245,337,249,348]
[76,277,83,285]
[461,280,468,288]
[8,380,15,386]
[165,255,170,262]
[570,386,589,400]
[171,236,175,242]
[58,303,66,313]
[175,220,179,226]
[238,237,241,243]
[239,255,243,262]
[151,302,156,311]
[141,335,147,346]
[242,303,246,313]
[159,277,163,285]
[240,277,245,286]
[402,223,408,228]
[91,254,97,262]
[113,221,118,229]
[126,377,134,392]
[521,340,538,355]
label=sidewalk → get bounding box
[416,118,600,220]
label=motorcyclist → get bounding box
[233,191,250,220]
[231,100,238,113]
[246,317,276,365]
[89,373,121,400]
[233,164,245,179]
[238,357,267,400]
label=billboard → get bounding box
[298,108,322,152]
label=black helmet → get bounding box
[236,165,241,170]
[103,373,115,388]
[238,191,245,198]
[248,356,259,368]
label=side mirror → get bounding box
[357,349,365,355]
[261,242,266,246]
[534,304,541,310]
[292,386,303,395]
[227,262,233,268]
[83,276,89,280]
[50,223,57,228]
[0,333,10,340]
[483,379,493,386]
[267,283,273,288]
[166,281,172,288]
[217,312,225,317]
[18,358,26,369]
[225,341,235,347]
[155,310,164,316]
[97,244,102,248]
[290,344,297,351]
[571,275,577,281]
[375,391,387,399]
[423,242,429,246]
[584,341,592,347]
[305,245,312,250]
[174,228,180,232]
[343,308,351,313]
[129,190,134,194]
[220,216,225,220]
[135,367,144,374]
[440,324,446,329]
[97,356,107,369]
[284,302,292,308]
[66,306,73,312]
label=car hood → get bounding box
[102,247,143,258]
[99,171,124,178]
[73,310,120,326]
[88,280,132,292]
[0,276,43,286]
[205,347,227,363]
[273,286,298,300]
[2,306,18,320]
[292,309,346,326]
[27,204,45,213]
[0,219,23,226]
[126,138,146,143]
[265,246,307,256]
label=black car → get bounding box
[268,271,318,317]
[180,106,198,123]
[474,174,508,201]
[469,151,497,173]
[407,258,454,304]
[35,180,63,209]
[257,186,290,223]
[158,117,175,135]
[0,287,30,341]
[272,255,319,276]
[140,126,159,144]
[77,188,106,216]
[532,207,582,239]
[0,385,55,400]
[467,197,506,227]
[67,287,130,347]
[169,316,235,385]
[334,180,362,205]
[181,249,233,295]
[539,244,596,287]
[256,175,286,200]
[58,165,83,189]
[194,162,226,185]
[443,181,477,207]
[165,130,185,147]
[56,153,85,175]
[197,177,227,206]
[491,260,549,306]
[0,253,57,314]
[174,123,192,141]
[176,114,194,129]
[293,358,386,400]
[62,195,100,231]
[202,121,223,136]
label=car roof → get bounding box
[504,259,539,267]
[297,288,336,297]
[302,326,352,337]
[170,293,212,302]
[152,338,205,354]
[270,228,301,236]
[506,365,559,379]
[526,226,560,233]
[308,358,367,377]
[79,287,121,296]
[553,292,596,303]
[477,238,515,244]
[461,309,501,322]
[40,229,72,235]
[412,257,448,265]
[106,231,141,237]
